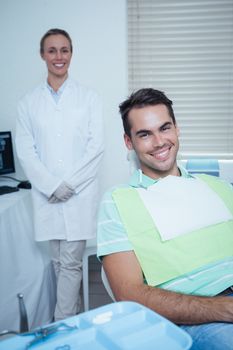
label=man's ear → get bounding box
[124,133,133,150]
[176,124,180,137]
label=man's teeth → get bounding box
[54,64,64,67]
[153,149,169,159]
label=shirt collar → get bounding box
[46,77,68,96]
[129,165,193,189]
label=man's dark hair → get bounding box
[119,88,176,137]
[40,28,73,55]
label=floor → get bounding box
[80,255,113,312]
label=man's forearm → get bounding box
[124,284,233,325]
[103,252,233,325]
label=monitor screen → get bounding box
[0,131,15,175]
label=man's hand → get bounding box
[48,182,74,203]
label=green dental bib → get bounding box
[112,174,233,286]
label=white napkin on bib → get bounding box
[136,175,232,241]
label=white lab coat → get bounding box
[15,78,104,241]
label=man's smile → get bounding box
[149,145,171,161]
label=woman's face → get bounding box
[41,34,72,80]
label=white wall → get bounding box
[0,0,129,194]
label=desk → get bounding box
[0,189,56,331]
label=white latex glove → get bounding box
[48,194,60,203]
[48,182,74,203]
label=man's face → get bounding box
[124,104,180,179]
[41,34,72,79]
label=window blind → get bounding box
[128,0,233,159]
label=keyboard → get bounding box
[0,185,19,195]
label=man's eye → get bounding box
[162,125,171,131]
[140,133,149,138]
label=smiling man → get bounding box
[97,88,233,350]
[124,103,180,178]
[16,28,104,321]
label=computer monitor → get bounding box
[0,131,15,175]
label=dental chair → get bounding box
[101,267,116,302]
